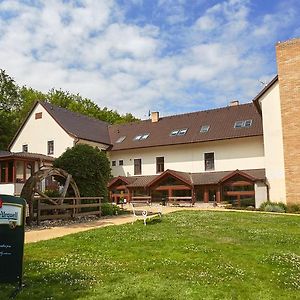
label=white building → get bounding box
[2,37,300,208]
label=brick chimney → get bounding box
[276,38,300,204]
[151,111,159,122]
[229,100,239,106]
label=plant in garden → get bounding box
[260,201,287,213]
[53,144,111,198]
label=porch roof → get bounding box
[109,168,266,189]
[0,151,55,162]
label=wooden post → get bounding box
[37,199,41,226]
[12,160,16,184]
[204,187,209,203]
[23,161,26,182]
[216,186,221,203]
[5,162,8,183]
[191,187,196,205]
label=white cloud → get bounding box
[0,0,299,117]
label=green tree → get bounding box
[0,69,22,111]
[53,144,111,199]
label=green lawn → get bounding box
[1,211,300,300]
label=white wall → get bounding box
[10,103,74,157]
[0,184,15,195]
[255,182,268,208]
[110,136,265,177]
[259,82,286,203]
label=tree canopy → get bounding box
[53,144,111,198]
[0,69,139,150]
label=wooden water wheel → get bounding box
[21,167,80,224]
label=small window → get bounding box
[204,152,214,171]
[22,144,28,152]
[234,120,252,128]
[140,134,149,140]
[170,128,188,136]
[170,130,179,136]
[156,157,164,174]
[178,128,188,136]
[116,136,126,143]
[244,120,252,127]
[200,125,210,133]
[35,112,42,119]
[112,161,116,167]
[119,160,123,166]
[134,159,142,175]
[133,135,142,141]
[47,140,54,155]
[133,133,150,141]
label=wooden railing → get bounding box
[35,197,102,225]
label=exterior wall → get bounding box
[0,184,14,195]
[76,139,109,151]
[259,82,286,203]
[10,103,74,157]
[276,38,300,204]
[254,182,268,208]
[110,136,265,177]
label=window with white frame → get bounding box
[47,140,54,155]
[204,152,214,171]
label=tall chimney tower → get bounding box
[276,38,300,204]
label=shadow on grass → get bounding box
[0,268,96,300]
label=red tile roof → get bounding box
[109,103,263,151]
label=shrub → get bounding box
[260,201,287,213]
[101,203,120,216]
[264,204,285,213]
[53,144,111,198]
[287,204,300,213]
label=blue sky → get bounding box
[0,0,299,118]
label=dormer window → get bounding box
[200,125,210,133]
[234,120,252,128]
[133,133,150,141]
[116,136,126,143]
[170,128,188,136]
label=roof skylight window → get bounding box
[178,128,188,136]
[170,128,188,136]
[234,119,253,129]
[133,133,150,141]
[116,136,126,143]
[200,125,210,133]
[140,134,149,140]
[170,130,179,136]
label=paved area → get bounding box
[25,205,211,243]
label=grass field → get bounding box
[1,211,300,300]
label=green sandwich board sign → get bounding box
[0,194,26,295]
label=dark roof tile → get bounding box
[109,103,262,151]
[41,102,111,145]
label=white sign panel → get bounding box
[0,204,23,226]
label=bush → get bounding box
[53,144,111,198]
[260,201,286,213]
[101,203,120,216]
[287,204,300,213]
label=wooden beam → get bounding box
[204,187,209,203]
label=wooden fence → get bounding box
[35,197,102,225]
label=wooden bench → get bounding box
[130,200,163,225]
[168,197,193,207]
